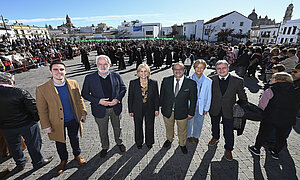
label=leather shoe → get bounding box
[180,146,188,154]
[224,150,233,161]
[194,138,199,143]
[57,160,67,175]
[208,138,219,146]
[74,155,86,166]
[187,137,193,142]
[34,156,54,169]
[163,140,171,148]
[146,144,153,149]
[118,144,126,152]
[100,149,108,158]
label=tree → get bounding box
[216,29,234,42]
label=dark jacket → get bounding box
[160,76,197,120]
[81,71,127,118]
[264,82,300,127]
[128,78,159,118]
[209,74,247,119]
[0,85,39,129]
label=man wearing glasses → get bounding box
[208,60,247,161]
[160,62,197,154]
[36,61,87,174]
[82,55,127,158]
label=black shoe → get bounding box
[248,145,260,156]
[146,144,153,149]
[34,156,54,169]
[118,144,126,152]
[137,145,142,149]
[180,146,188,154]
[268,148,279,160]
[100,149,108,158]
[163,140,171,148]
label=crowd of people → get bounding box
[0,38,300,177]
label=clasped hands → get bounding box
[99,98,119,106]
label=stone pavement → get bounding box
[0,51,299,180]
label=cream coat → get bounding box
[36,79,87,143]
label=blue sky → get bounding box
[0,0,299,28]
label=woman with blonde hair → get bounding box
[187,59,212,143]
[128,63,159,149]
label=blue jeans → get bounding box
[211,112,234,151]
[55,119,81,161]
[187,106,205,138]
[2,122,44,167]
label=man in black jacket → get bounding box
[160,62,197,154]
[0,72,53,172]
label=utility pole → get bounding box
[1,15,9,41]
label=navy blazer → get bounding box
[82,71,127,118]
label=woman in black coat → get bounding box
[128,63,159,149]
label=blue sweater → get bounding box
[55,84,75,122]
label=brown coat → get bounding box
[36,79,87,143]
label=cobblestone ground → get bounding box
[0,51,299,180]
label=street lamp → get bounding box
[1,15,9,41]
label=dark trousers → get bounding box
[133,103,155,146]
[2,122,44,167]
[254,121,290,154]
[55,119,81,161]
[211,112,234,151]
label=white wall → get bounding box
[203,11,252,42]
[195,20,204,40]
[183,22,195,40]
[162,27,172,37]
[276,19,300,44]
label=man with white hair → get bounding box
[82,55,127,158]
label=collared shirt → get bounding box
[218,73,230,80]
[98,71,110,79]
[0,84,12,87]
[174,76,184,94]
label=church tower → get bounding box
[66,14,71,24]
[283,3,293,22]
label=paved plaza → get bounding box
[0,51,299,180]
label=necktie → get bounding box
[175,79,180,97]
[221,78,225,81]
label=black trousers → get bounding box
[133,103,155,146]
[254,120,290,154]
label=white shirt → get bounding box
[218,73,230,80]
[174,76,184,94]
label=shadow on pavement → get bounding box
[192,145,217,179]
[210,158,239,180]
[99,145,149,179]
[264,147,297,180]
[244,76,262,93]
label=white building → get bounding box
[203,11,252,42]
[117,20,162,39]
[9,25,49,41]
[256,24,280,44]
[161,27,172,37]
[276,19,300,44]
[182,20,204,40]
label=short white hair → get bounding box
[96,55,111,65]
[215,60,229,68]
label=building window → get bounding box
[240,22,244,26]
[146,31,153,35]
[287,27,292,34]
[184,27,186,31]
[204,29,209,35]
[222,23,226,27]
[292,26,297,34]
[232,22,234,24]
[285,38,288,43]
[280,38,284,44]
[273,31,275,35]
[283,27,287,34]
[290,38,293,42]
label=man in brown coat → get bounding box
[208,60,247,161]
[36,61,87,174]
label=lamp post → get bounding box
[1,15,9,41]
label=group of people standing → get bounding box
[0,50,299,177]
